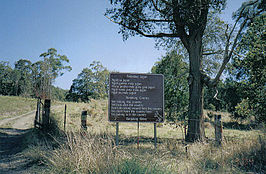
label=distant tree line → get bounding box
[0,48,71,101]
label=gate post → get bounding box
[43,99,51,130]
[34,99,40,128]
[81,111,87,130]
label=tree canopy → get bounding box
[66,61,109,102]
[151,51,189,121]
[106,0,265,141]
[32,48,72,99]
[231,13,266,123]
[0,48,71,100]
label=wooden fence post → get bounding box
[81,111,87,130]
[34,99,40,128]
[215,114,222,145]
[43,99,51,130]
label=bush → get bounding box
[233,99,253,121]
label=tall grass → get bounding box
[21,98,265,174]
[43,130,170,174]
[45,131,119,173]
[183,134,266,173]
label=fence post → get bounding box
[34,99,40,128]
[81,111,87,130]
[64,104,67,131]
[215,114,222,145]
[43,99,51,130]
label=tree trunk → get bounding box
[185,35,205,142]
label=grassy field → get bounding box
[0,95,37,120]
[23,98,264,174]
[0,96,264,173]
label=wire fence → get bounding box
[164,117,264,143]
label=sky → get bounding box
[0,0,246,90]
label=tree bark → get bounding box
[185,34,205,142]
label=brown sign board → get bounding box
[108,73,164,123]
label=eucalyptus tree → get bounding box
[32,48,72,99]
[14,59,32,96]
[106,0,264,141]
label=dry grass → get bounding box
[26,129,264,174]
[20,98,265,173]
[45,131,124,174]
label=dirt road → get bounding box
[0,110,36,173]
[0,111,35,129]
[0,105,63,173]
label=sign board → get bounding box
[108,73,164,122]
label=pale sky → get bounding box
[0,0,246,89]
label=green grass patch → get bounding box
[0,95,36,119]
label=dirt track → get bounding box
[0,105,62,173]
[0,110,36,174]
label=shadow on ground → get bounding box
[0,128,35,174]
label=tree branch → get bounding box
[210,18,247,86]
[202,50,223,56]
[140,18,174,22]
[151,0,164,13]
[208,1,263,87]
[105,15,179,38]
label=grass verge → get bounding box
[0,96,36,120]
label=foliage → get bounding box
[0,61,14,95]
[156,11,227,77]
[66,61,109,102]
[13,59,33,96]
[204,81,227,111]
[234,98,253,121]
[32,48,72,99]
[151,50,189,121]
[231,13,265,123]
[106,0,264,141]
[50,86,68,101]
[0,48,71,101]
